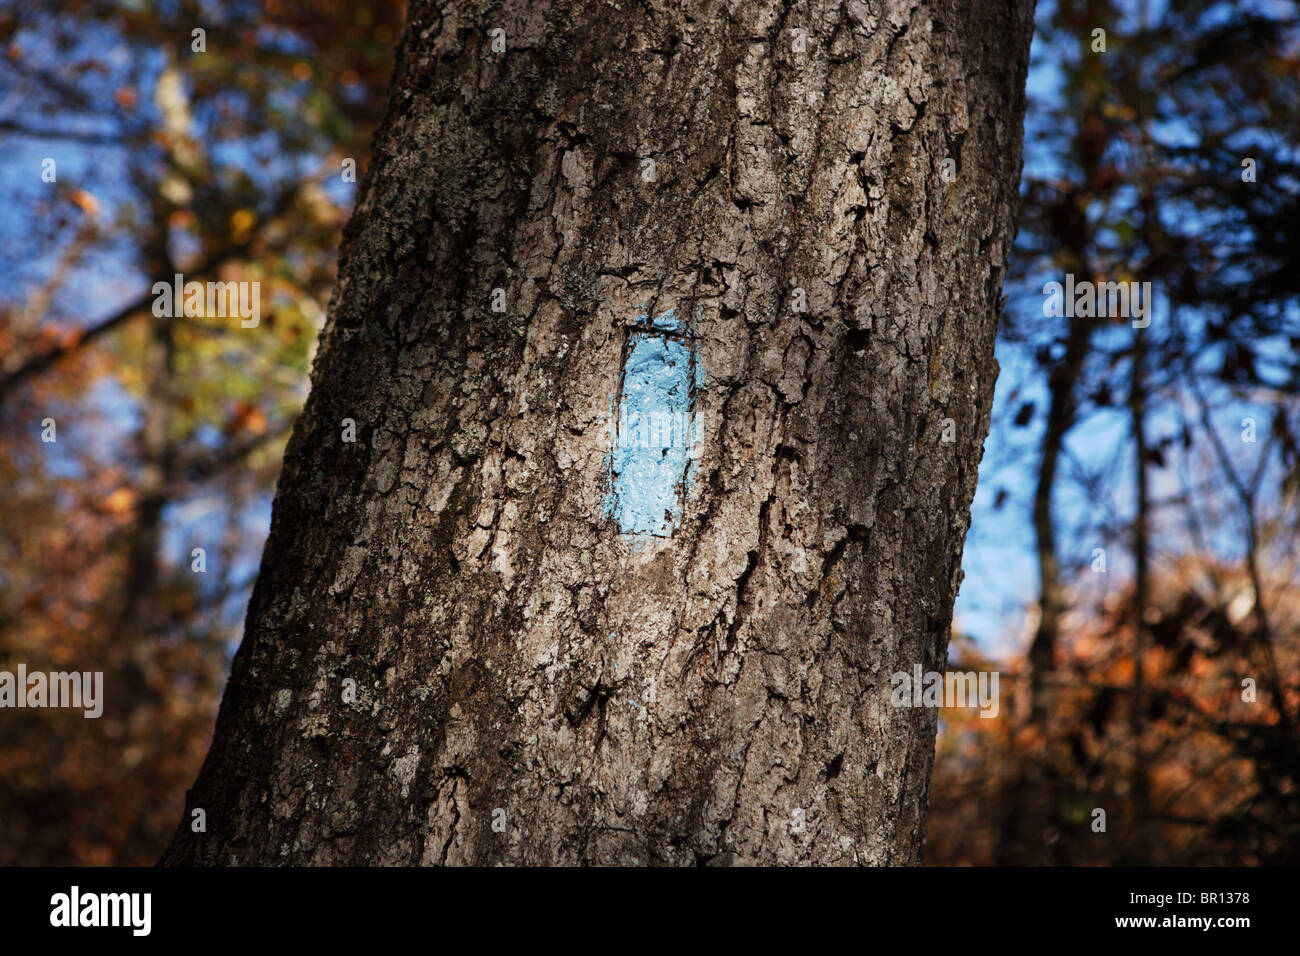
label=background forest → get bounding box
[1,0,1296,865]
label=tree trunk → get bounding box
[164,0,1033,866]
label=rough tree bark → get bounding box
[164,0,1033,866]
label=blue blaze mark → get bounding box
[606,309,696,537]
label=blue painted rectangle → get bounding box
[605,310,696,537]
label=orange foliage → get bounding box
[928,558,1300,865]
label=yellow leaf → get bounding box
[230,208,256,242]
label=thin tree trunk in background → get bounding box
[116,192,176,645]
[1129,322,1150,853]
[164,0,1034,866]
[1028,310,1091,722]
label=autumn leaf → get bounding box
[230,208,256,242]
[69,189,99,217]
[102,487,136,515]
